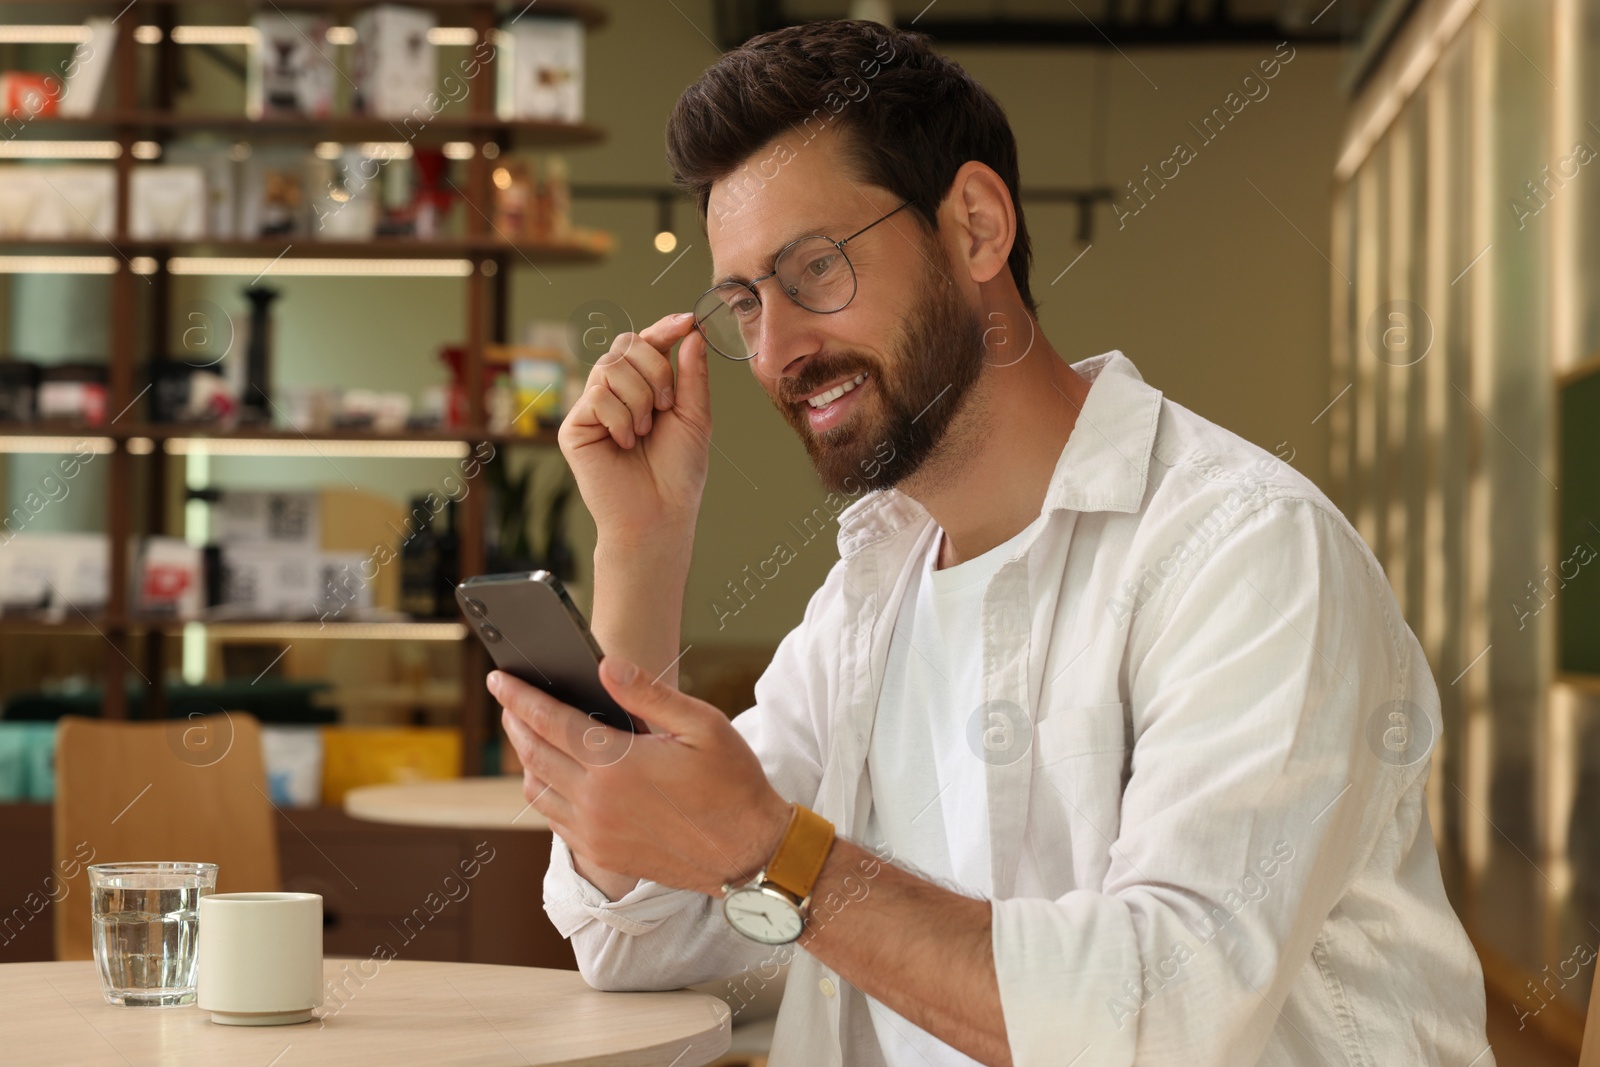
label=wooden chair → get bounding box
[52,712,281,961]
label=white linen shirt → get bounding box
[543,350,1493,1067]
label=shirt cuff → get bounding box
[543,832,707,938]
[991,892,1140,1067]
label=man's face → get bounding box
[705,132,986,495]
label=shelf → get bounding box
[0,425,560,452]
[142,619,468,640]
[15,114,607,148]
[0,615,468,639]
[0,0,609,26]
[0,239,608,263]
[0,614,112,635]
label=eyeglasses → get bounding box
[692,201,915,362]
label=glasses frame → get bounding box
[693,200,916,361]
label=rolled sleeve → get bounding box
[543,833,706,938]
[993,891,1140,1066]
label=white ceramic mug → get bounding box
[196,892,324,1025]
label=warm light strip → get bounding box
[359,142,413,160]
[318,142,415,161]
[193,620,466,641]
[167,257,474,277]
[163,437,470,458]
[0,26,92,44]
[0,140,122,159]
[427,27,479,46]
[0,256,119,274]
[170,26,260,46]
[0,435,115,454]
[126,436,155,454]
[161,25,476,47]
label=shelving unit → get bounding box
[0,0,608,774]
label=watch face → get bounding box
[723,886,804,944]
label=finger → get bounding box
[636,310,696,357]
[596,656,718,739]
[500,705,583,792]
[614,334,677,411]
[492,673,592,777]
[521,766,577,826]
[584,385,636,449]
[672,316,713,429]
[594,351,656,436]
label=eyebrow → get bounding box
[711,217,843,287]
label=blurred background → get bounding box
[0,0,1590,1063]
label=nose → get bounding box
[747,286,819,383]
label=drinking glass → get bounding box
[88,861,218,1006]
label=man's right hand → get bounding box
[557,311,712,552]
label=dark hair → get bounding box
[665,20,1036,315]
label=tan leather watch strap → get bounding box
[762,804,835,902]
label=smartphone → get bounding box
[456,571,640,734]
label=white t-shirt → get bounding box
[862,514,1045,1067]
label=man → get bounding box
[493,19,1492,1067]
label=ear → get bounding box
[941,161,1017,290]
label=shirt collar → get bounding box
[835,350,1162,559]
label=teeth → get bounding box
[807,372,867,409]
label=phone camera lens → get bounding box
[463,596,488,619]
[480,623,502,643]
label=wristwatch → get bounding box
[720,803,835,945]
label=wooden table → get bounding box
[2,960,731,1066]
[345,777,550,831]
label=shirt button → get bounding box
[819,977,837,997]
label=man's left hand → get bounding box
[492,657,792,898]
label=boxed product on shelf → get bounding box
[164,145,239,239]
[215,489,320,550]
[0,72,59,119]
[319,488,406,613]
[496,17,584,124]
[149,358,234,424]
[248,11,336,119]
[261,724,323,807]
[217,545,375,619]
[351,4,438,120]
[307,148,379,240]
[0,533,108,615]
[0,359,40,421]
[26,165,116,240]
[0,167,45,238]
[129,165,207,240]
[319,725,460,806]
[36,363,107,423]
[239,148,313,237]
[58,17,117,117]
[136,536,205,618]
[488,341,567,432]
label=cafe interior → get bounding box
[0,0,1594,1063]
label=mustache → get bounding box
[776,355,877,405]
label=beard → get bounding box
[769,247,987,495]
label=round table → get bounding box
[345,776,550,831]
[1,959,731,1066]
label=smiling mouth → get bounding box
[803,372,868,409]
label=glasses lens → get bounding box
[694,283,760,361]
[776,237,856,313]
